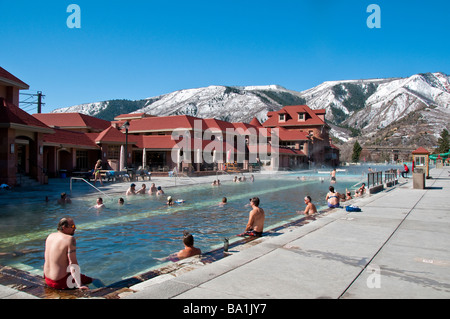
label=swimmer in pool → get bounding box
[177,231,201,259]
[136,184,146,194]
[148,183,157,195]
[300,195,317,216]
[156,186,164,195]
[126,183,136,196]
[219,197,227,206]
[93,197,106,210]
[57,192,72,205]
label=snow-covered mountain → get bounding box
[52,72,450,147]
[302,72,450,137]
[52,85,306,124]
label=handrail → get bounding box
[70,177,112,199]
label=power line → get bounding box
[19,91,45,114]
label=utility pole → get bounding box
[37,91,43,114]
[19,91,45,114]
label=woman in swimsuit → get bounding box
[93,159,103,186]
[326,186,340,208]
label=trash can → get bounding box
[413,168,425,189]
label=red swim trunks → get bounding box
[45,273,93,290]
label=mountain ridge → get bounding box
[52,72,450,151]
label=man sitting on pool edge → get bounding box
[239,197,265,237]
[44,218,102,290]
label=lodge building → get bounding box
[0,67,339,186]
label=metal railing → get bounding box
[367,170,399,189]
[70,177,112,199]
[367,171,383,189]
[384,169,397,184]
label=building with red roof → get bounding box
[0,67,55,186]
[1,67,339,184]
[33,112,111,133]
[262,104,338,167]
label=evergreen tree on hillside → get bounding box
[436,129,449,153]
[352,140,362,162]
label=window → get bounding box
[415,156,425,166]
[298,113,304,121]
[107,145,120,160]
[279,114,285,122]
[76,150,88,170]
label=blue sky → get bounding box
[1,0,449,114]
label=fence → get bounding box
[367,171,383,189]
[367,170,400,190]
[384,169,398,184]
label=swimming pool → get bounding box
[0,167,383,286]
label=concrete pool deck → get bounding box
[1,168,450,299]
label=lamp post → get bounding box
[122,121,130,169]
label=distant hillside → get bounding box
[53,72,450,151]
[53,85,306,123]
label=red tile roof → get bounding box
[249,117,262,127]
[412,147,430,154]
[43,128,98,148]
[0,67,29,89]
[95,126,128,144]
[276,127,310,141]
[0,98,53,133]
[203,118,235,132]
[128,115,202,133]
[263,105,326,127]
[33,113,111,131]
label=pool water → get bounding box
[0,168,384,286]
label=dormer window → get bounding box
[279,114,286,122]
[298,113,305,121]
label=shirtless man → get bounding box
[177,232,201,259]
[136,184,146,194]
[148,183,157,195]
[43,218,93,290]
[330,168,337,183]
[126,183,136,195]
[301,196,317,216]
[57,192,72,205]
[326,186,340,208]
[241,197,265,237]
[93,197,105,210]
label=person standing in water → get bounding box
[330,168,337,183]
